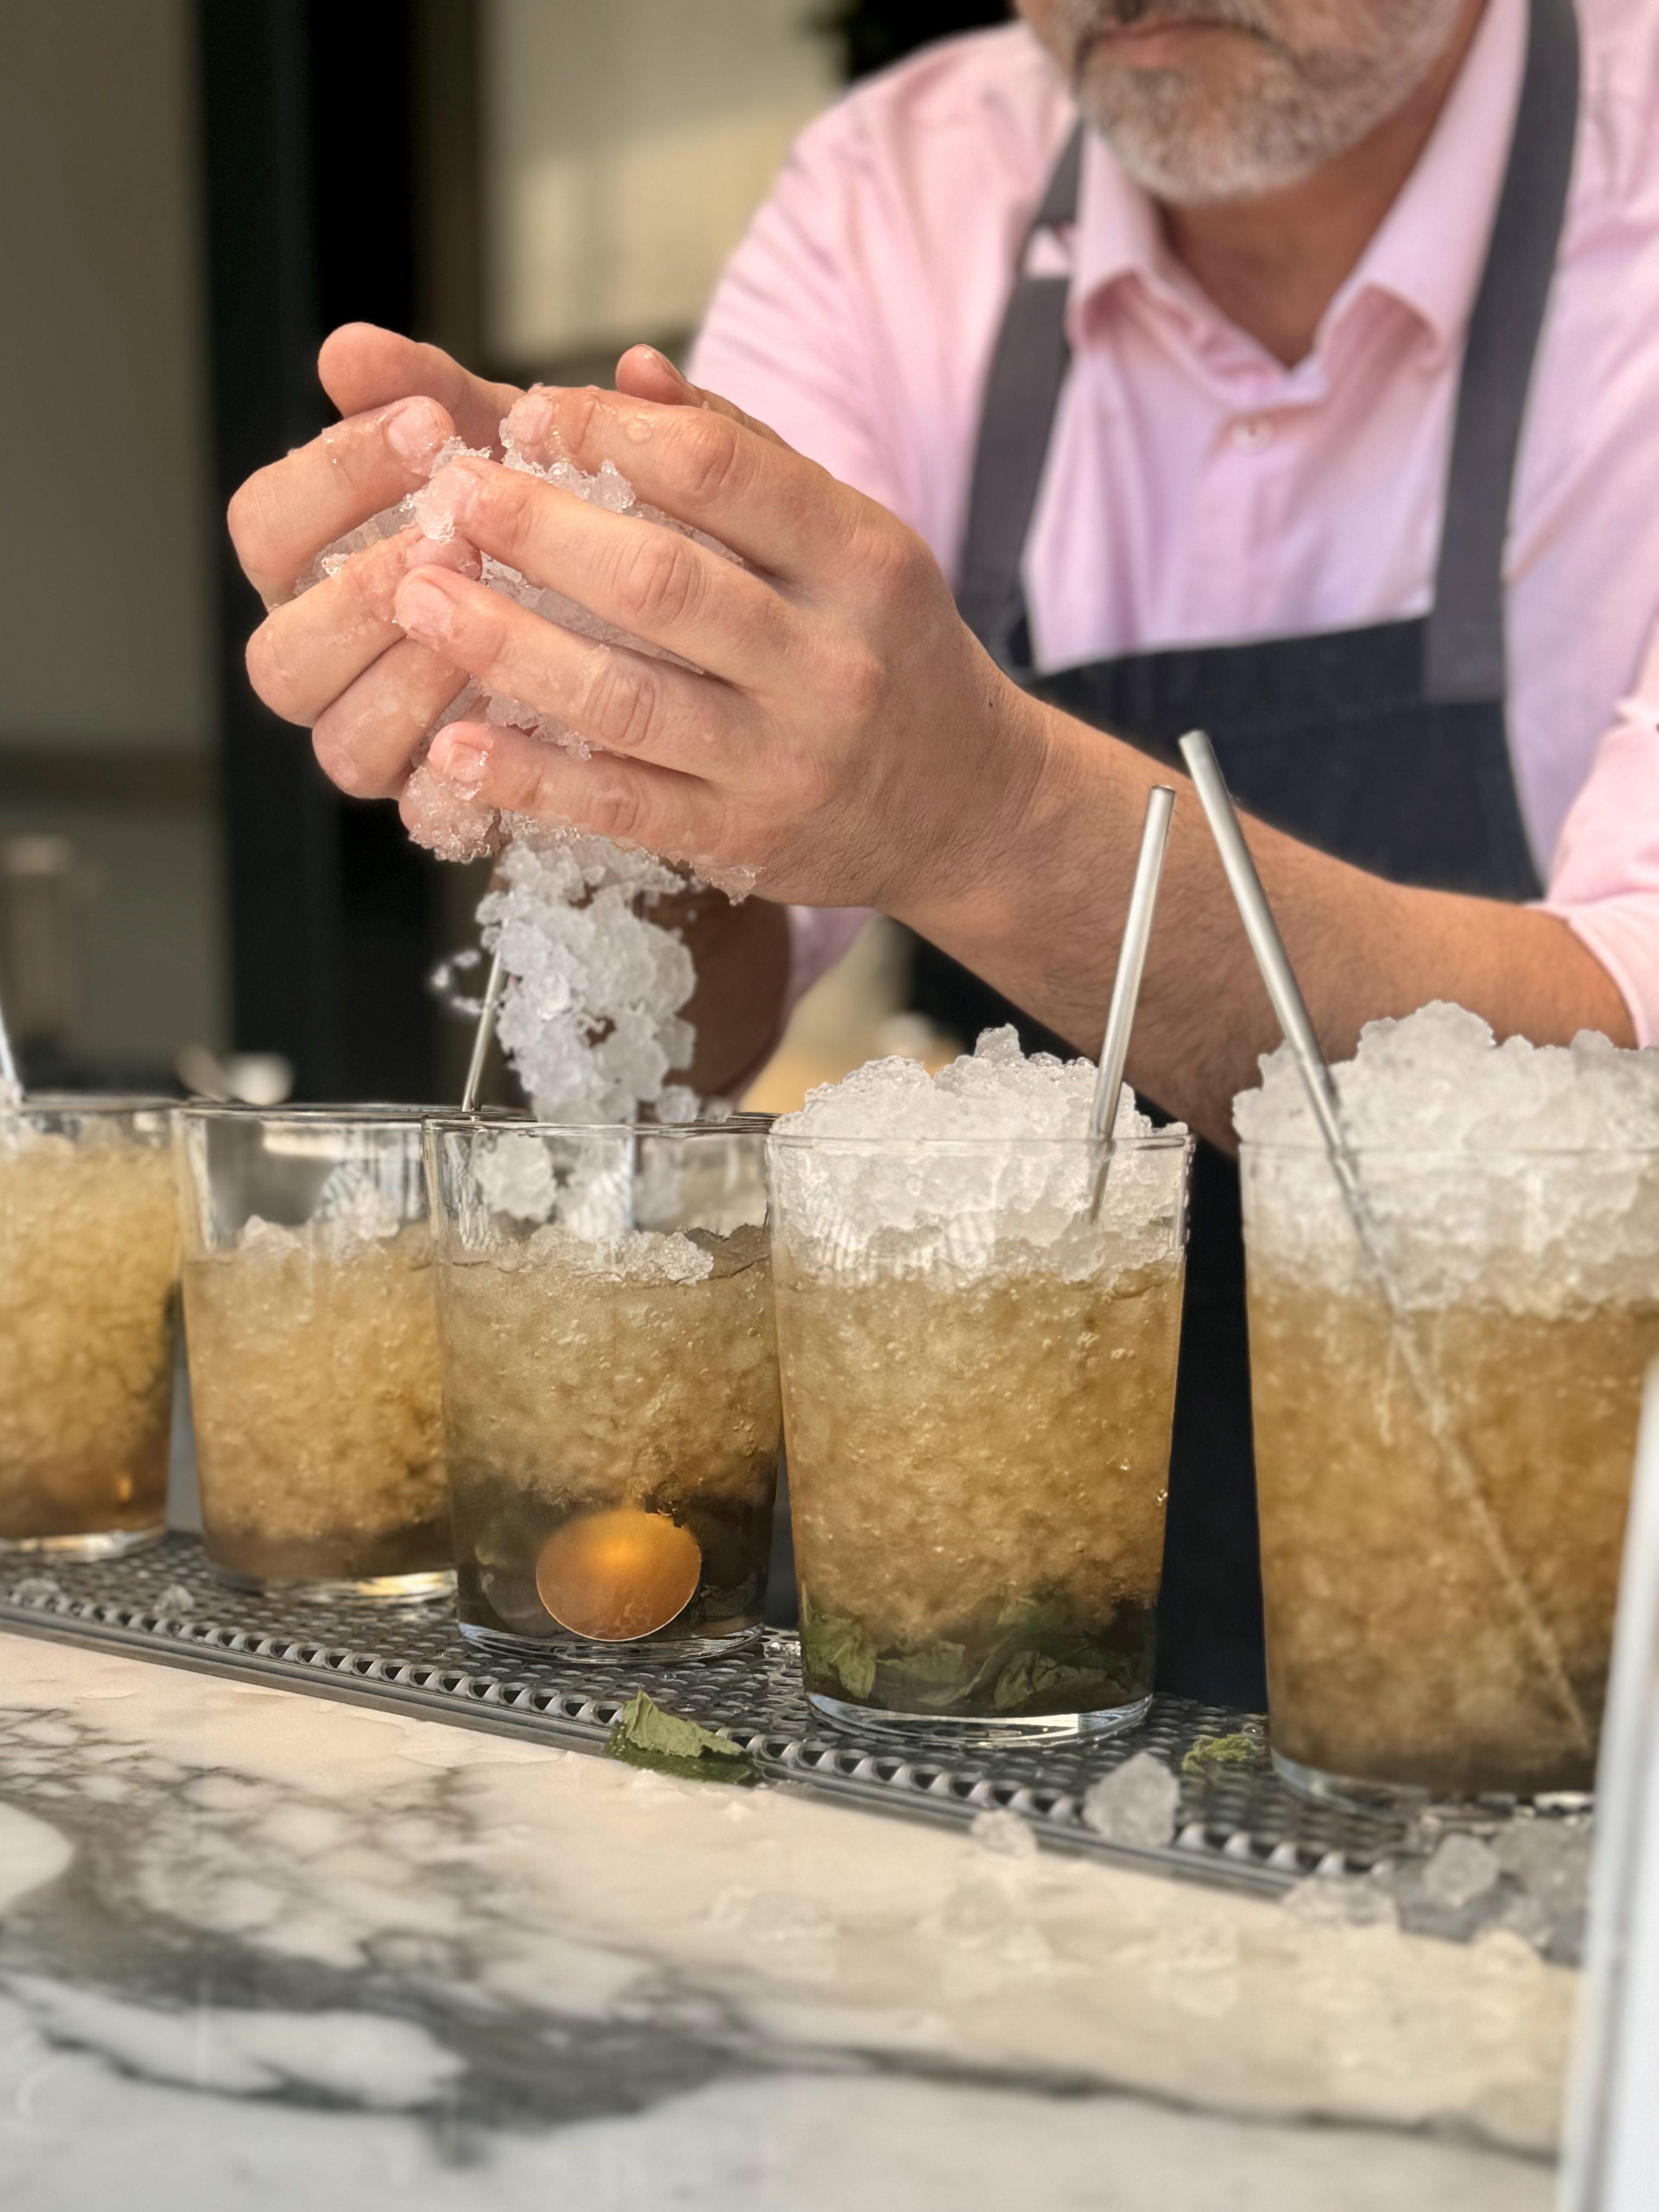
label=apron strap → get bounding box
[1425,0,1581,702]
[956,0,1583,694]
[953,125,1083,649]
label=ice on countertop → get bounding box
[1284,1810,1592,1965]
[770,1028,1187,1284]
[1236,1003,1659,1308]
[1080,1752,1180,1850]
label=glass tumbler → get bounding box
[0,1096,178,1558]
[1242,1140,1659,1805]
[426,1115,779,1657]
[177,1106,450,1598]
[769,1129,1192,1737]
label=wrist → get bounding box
[890,684,1085,961]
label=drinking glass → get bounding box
[1242,1139,1659,1804]
[769,1128,1192,1736]
[0,1096,177,1558]
[177,1106,450,1598]
[426,1115,779,1657]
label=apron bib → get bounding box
[919,0,1581,1706]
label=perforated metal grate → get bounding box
[0,1534,1416,1898]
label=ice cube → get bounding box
[473,1132,556,1224]
[9,1575,64,1606]
[1419,1832,1501,1910]
[1281,1873,1400,1929]
[971,1808,1040,1859]
[1080,1751,1179,1849]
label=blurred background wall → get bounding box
[0,0,221,1088]
[0,0,1010,1108]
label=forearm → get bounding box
[901,701,1635,1147]
[665,891,792,1102]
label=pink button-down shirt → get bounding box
[690,0,1659,1043]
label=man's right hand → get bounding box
[227,324,525,801]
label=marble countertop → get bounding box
[0,1627,1568,2211]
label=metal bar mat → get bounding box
[0,1534,1415,1899]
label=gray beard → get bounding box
[1052,0,1470,204]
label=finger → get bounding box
[612,347,791,449]
[408,460,795,685]
[500,382,861,579]
[229,396,455,607]
[310,639,474,800]
[392,565,763,775]
[319,323,524,453]
[246,526,479,728]
[423,720,729,863]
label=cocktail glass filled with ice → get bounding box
[0,1097,178,1558]
[177,1107,450,1598]
[769,1031,1192,1738]
[1239,1005,1659,1805]
[425,1115,780,1657]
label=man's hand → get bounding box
[225,327,802,1101]
[227,324,524,800]
[396,366,1052,917]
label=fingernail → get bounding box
[395,571,454,639]
[384,397,447,468]
[506,389,554,440]
[638,347,692,390]
[429,730,492,785]
[423,461,483,529]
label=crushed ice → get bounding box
[1080,1752,1180,1850]
[770,1027,1187,1283]
[1235,1002,1659,1309]
[1283,1809,1592,1964]
[301,397,746,1125]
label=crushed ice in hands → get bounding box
[304,397,752,1127]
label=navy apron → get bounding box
[915,0,1581,1708]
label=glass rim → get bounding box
[1238,1135,1659,1160]
[178,1101,435,1128]
[5,1092,179,1116]
[765,1128,1193,1154]
[424,1112,774,1139]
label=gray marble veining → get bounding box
[0,1632,1562,2210]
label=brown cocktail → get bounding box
[427,1117,779,1656]
[177,1107,449,1596]
[0,1097,177,1557]
[768,1031,1191,1736]
[1239,1005,1659,1802]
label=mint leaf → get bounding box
[993,1648,1120,1713]
[875,1640,972,1709]
[605,1690,758,1786]
[799,1592,877,1700]
[1181,1731,1264,1778]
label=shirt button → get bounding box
[1230,416,1274,453]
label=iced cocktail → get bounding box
[0,1097,178,1557]
[177,1107,450,1596]
[769,1032,1191,1735]
[426,1116,780,1656]
[1239,1006,1659,1802]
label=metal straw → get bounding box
[0,980,19,1105]
[1090,785,1175,1146]
[461,948,506,1115]
[1177,728,1590,1753]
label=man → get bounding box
[230,0,1659,1702]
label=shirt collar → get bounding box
[1060,0,1530,366]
